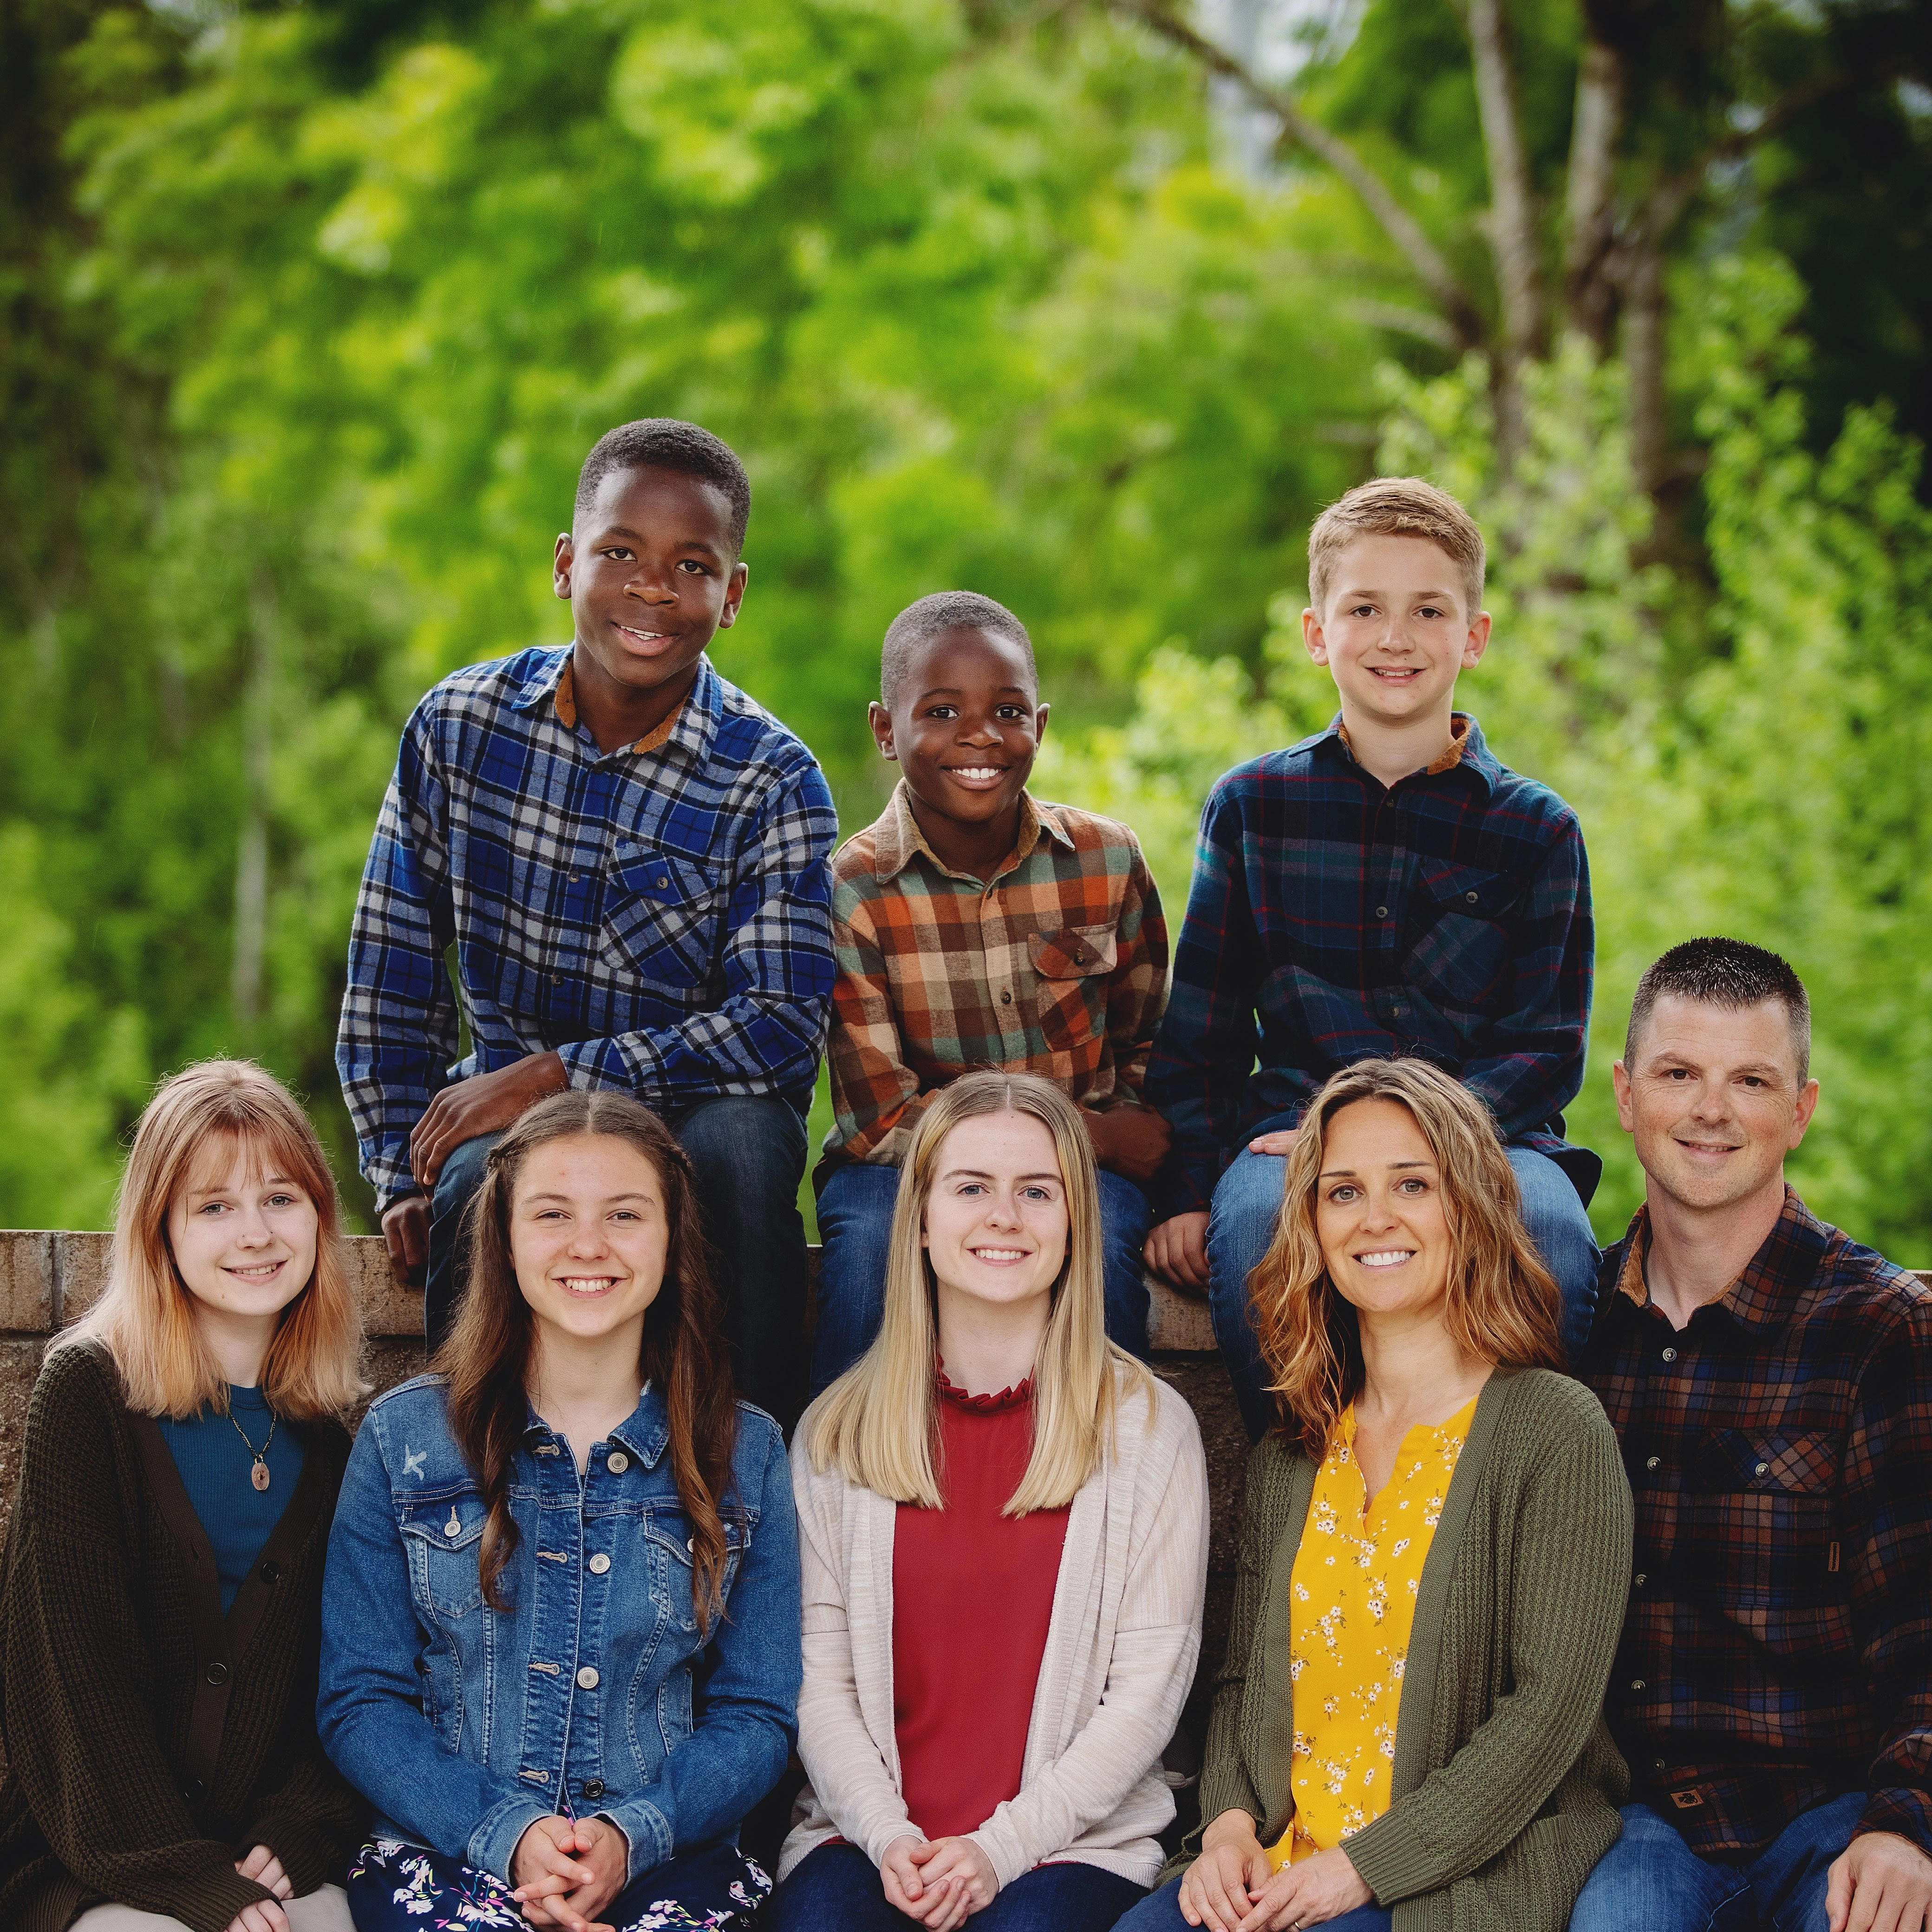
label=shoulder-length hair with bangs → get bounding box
[1251,1057,1566,1456]
[807,1070,1154,1515]
[56,1059,366,1420]
[438,1090,738,1632]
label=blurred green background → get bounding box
[5,0,1930,1254]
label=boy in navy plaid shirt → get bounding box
[1144,477,1600,1437]
[337,419,837,1419]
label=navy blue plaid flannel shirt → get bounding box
[1585,1191,1932,1857]
[1145,712,1593,1214]
[336,648,837,1208]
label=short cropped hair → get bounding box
[880,590,1036,708]
[1625,937,1812,1082]
[574,419,751,553]
[1307,475,1486,619]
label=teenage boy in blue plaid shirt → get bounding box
[337,419,837,1419]
[1143,477,1600,1437]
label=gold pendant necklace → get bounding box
[228,1407,277,1492]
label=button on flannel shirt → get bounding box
[1584,1188,1932,1856]
[820,782,1167,1171]
[1144,713,1593,1214]
[337,648,838,1208]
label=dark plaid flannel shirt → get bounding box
[337,647,837,1208]
[1144,713,1593,1214]
[1584,1189,1932,1857]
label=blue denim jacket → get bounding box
[317,1375,800,1884]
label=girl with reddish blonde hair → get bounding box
[0,1059,366,1932]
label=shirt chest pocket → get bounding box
[598,841,719,991]
[1028,925,1117,1053]
[1679,1426,1843,1614]
[398,1489,488,1620]
[1403,862,1522,1008]
[641,1511,753,1635]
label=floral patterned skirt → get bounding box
[346,1835,772,1931]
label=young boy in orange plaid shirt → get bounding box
[809,591,1170,1395]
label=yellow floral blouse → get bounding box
[1271,1394,1481,1869]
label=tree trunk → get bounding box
[1564,35,1624,348]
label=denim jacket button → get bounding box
[607,1452,629,1474]
[576,1665,600,1690]
[583,1778,607,1801]
[588,1553,611,1574]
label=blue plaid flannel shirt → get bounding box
[337,648,837,1208]
[1145,712,1593,1214]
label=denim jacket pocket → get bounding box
[641,1508,754,1636]
[598,841,719,991]
[398,1485,489,1621]
[1404,861,1523,1008]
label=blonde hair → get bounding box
[56,1060,365,1419]
[808,1071,1152,1513]
[1249,1058,1565,1456]
[1307,476,1486,619]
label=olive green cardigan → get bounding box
[1165,1368,1633,1932]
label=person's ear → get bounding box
[1462,610,1493,668]
[716,560,749,630]
[870,701,898,762]
[1302,606,1328,666]
[1033,701,1050,744]
[553,532,575,602]
[1791,1077,1821,1146]
[1612,1060,1635,1134]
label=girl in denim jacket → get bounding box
[318,1092,799,1932]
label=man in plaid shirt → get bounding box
[1143,478,1600,1439]
[1572,939,1932,1932]
[809,591,1169,1393]
[336,420,837,1417]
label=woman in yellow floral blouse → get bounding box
[1116,1057,1632,1932]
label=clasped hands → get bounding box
[1179,1810,1370,1932]
[221,1844,293,1932]
[881,1831,999,1930]
[511,1812,629,1932]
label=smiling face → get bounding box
[166,1135,320,1335]
[1313,1098,1455,1323]
[1303,534,1489,733]
[1614,993,1819,1216]
[508,1133,669,1349]
[553,463,748,706]
[871,625,1047,851]
[921,1110,1070,1315]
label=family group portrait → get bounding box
[4,0,1931,1929]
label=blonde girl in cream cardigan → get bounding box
[771,1071,1209,1932]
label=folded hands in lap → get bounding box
[513,1813,629,1932]
[1181,1812,1370,1932]
[881,1832,998,1930]
[222,1844,293,1932]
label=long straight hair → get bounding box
[56,1059,365,1419]
[1249,1057,1566,1456]
[807,1071,1152,1513]
[437,1090,738,1629]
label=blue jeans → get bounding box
[423,1094,809,1423]
[1114,1875,1391,1932]
[770,1842,1145,1932]
[1570,1794,1866,1932]
[809,1162,1154,1396]
[1206,1142,1601,1441]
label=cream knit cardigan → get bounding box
[777,1370,1210,1892]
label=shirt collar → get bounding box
[1311,711,1496,793]
[510,646,721,764]
[1611,1185,1828,1336]
[870,778,1074,885]
[521,1382,672,1469]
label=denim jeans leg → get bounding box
[768,1842,907,1932]
[672,1096,809,1428]
[1206,1148,1289,1442]
[808,1162,903,1397]
[1748,1791,1865,1931]
[1107,1876,1194,1931]
[422,1129,503,1355]
[1505,1144,1601,1363]
[1097,1170,1154,1361]
[1569,1803,1748,1932]
[972,1862,1147,1932]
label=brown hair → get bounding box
[1307,476,1486,619]
[56,1059,365,1419]
[438,1091,738,1627]
[1248,1058,1565,1455]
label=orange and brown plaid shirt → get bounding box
[821,782,1168,1171]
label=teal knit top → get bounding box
[157,1386,304,1614]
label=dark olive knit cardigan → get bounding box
[0,1339,365,1932]
[1163,1368,1635,1932]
